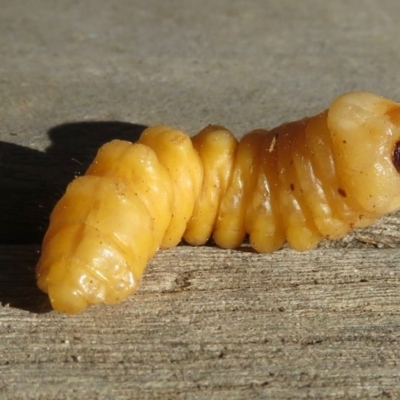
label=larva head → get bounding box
[327,91,400,215]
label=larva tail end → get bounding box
[47,284,89,315]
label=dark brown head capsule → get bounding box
[393,141,400,172]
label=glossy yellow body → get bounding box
[36,92,400,314]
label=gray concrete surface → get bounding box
[2,1,400,399]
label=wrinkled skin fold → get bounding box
[36,91,400,314]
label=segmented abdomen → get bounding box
[36,91,400,314]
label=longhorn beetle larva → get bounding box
[36,91,400,314]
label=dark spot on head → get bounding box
[393,140,400,172]
[290,183,295,191]
[338,188,347,197]
[342,140,347,144]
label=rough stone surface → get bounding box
[2,1,400,398]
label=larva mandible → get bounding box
[36,91,400,314]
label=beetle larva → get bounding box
[36,91,400,314]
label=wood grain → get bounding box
[1,245,400,399]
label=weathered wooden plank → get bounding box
[2,0,400,398]
[1,246,400,399]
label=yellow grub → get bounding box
[36,91,400,314]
